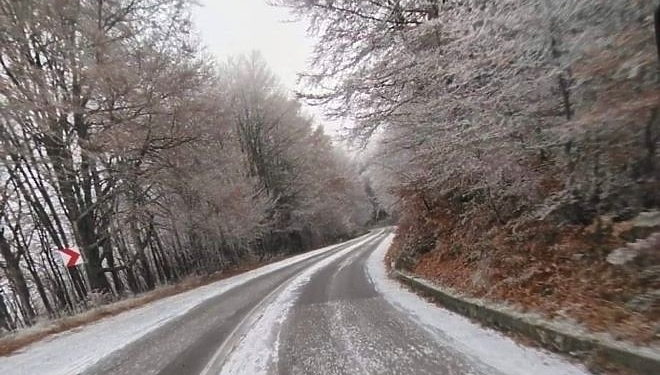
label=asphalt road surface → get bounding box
[69,228,586,375]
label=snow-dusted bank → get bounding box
[366,233,592,375]
[0,231,379,375]
[2,229,594,375]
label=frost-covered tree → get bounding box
[220,53,371,253]
[279,0,659,224]
[0,1,372,327]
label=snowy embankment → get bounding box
[0,231,377,375]
[366,233,592,375]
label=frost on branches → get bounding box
[279,0,660,343]
[0,1,373,330]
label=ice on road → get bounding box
[365,234,591,375]
[0,234,373,375]
[1,229,592,375]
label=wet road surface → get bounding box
[71,228,586,375]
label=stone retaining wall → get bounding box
[393,271,660,375]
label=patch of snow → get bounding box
[217,231,383,375]
[0,232,377,375]
[366,233,593,375]
[633,210,660,227]
[607,232,660,265]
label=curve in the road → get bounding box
[275,232,485,375]
[81,230,384,375]
[74,227,590,375]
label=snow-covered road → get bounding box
[1,228,593,375]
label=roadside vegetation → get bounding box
[0,0,380,335]
[278,0,660,352]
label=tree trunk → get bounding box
[0,233,35,324]
[654,4,660,63]
[129,221,156,290]
[153,231,174,282]
[0,291,14,332]
[24,250,54,317]
[105,247,124,295]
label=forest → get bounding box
[0,0,380,332]
[277,0,660,346]
[3,0,660,356]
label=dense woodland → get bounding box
[278,0,660,343]
[0,0,381,332]
[3,0,659,346]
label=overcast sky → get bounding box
[192,0,313,92]
[192,1,350,139]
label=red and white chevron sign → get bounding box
[56,247,83,268]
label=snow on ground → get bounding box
[366,233,593,375]
[216,231,383,375]
[0,232,376,375]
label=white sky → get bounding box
[192,0,312,94]
[192,0,347,139]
